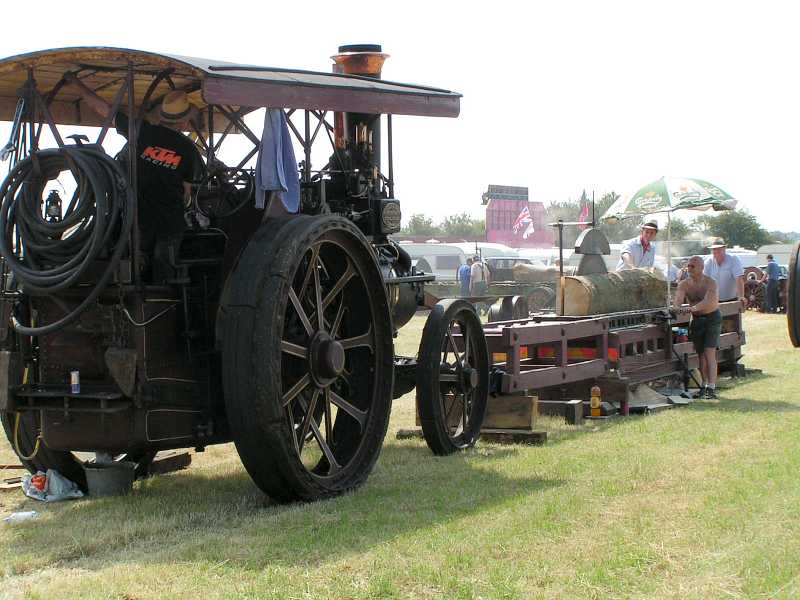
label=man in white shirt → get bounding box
[615,221,658,270]
[469,255,489,296]
[703,238,745,304]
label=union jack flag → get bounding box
[512,205,532,235]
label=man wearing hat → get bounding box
[703,238,745,305]
[615,221,659,270]
[64,74,203,280]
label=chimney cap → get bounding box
[338,44,383,53]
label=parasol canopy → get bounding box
[602,177,736,222]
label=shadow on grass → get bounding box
[687,397,800,413]
[3,442,562,573]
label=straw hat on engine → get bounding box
[158,91,198,125]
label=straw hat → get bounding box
[708,237,727,249]
[159,91,196,124]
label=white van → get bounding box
[397,241,520,281]
[398,243,469,281]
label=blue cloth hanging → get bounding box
[255,109,300,213]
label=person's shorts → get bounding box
[689,309,722,354]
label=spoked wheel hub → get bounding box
[462,366,480,390]
[309,332,346,386]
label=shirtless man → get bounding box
[673,255,721,399]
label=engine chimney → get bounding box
[331,44,388,169]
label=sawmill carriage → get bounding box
[0,45,490,502]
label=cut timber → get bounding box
[560,268,666,315]
[483,394,537,430]
[512,263,576,284]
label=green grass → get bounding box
[1,312,799,599]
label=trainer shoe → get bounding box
[704,388,718,400]
[692,388,706,399]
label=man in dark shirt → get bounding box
[65,74,203,279]
[761,254,781,312]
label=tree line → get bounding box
[402,191,792,250]
[400,213,485,238]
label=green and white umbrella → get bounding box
[601,177,736,307]
[602,177,736,222]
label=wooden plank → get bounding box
[483,394,535,430]
[396,428,424,440]
[147,451,192,476]
[537,399,583,425]
[1,476,23,491]
[479,428,547,445]
[610,324,666,345]
[396,427,547,445]
[502,318,607,347]
[504,358,607,392]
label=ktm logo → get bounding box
[141,146,182,169]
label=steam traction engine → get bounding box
[0,46,489,502]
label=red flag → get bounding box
[578,202,590,230]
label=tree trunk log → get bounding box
[560,268,667,315]
[512,263,576,284]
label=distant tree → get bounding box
[545,198,582,246]
[440,213,484,238]
[694,210,773,250]
[769,230,800,243]
[665,217,691,240]
[592,191,644,243]
[402,213,440,237]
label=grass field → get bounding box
[1,312,798,599]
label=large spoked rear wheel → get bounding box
[223,215,394,502]
[417,299,489,455]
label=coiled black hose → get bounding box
[0,145,134,335]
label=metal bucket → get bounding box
[84,461,136,497]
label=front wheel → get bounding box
[416,299,489,455]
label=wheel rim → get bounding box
[436,310,484,446]
[789,242,800,346]
[279,234,382,480]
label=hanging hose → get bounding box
[12,367,40,461]
[0,145,134,336]
[13,411,41,461]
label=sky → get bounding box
[0,1,798,231]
